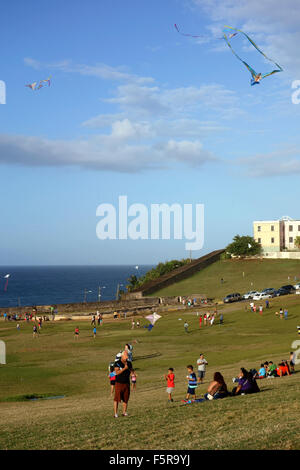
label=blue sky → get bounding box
[1,0,300,265]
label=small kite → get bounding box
[223,26,283,86]
[25,82,37,91]
[25,76,52,91]
[145,312,161,325]
[145,312,161,331]
[3,274,10,291]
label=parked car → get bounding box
[252,292,272,301]
[223,293,242,303]
[274,288,290,297]
[261,288,276,295]
[242,291,259,300]
[280,285,296,293]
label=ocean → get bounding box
[0,265,153,308]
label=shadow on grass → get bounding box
[134,353,162,361]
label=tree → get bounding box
[294,236,300,250]
[226,235,261,257]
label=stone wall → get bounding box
[126,249,225,297]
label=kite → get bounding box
[181,398,205,405]
[25,76,52,91]
[145,312,161,331]
[145,312,161,325]
[223,26,283,86]
[3,274,10,291]
[174,23,224,40]
[25,82,37,91]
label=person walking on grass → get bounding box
[113,351,132,418]
[74,326,79,340]
[186,365,197,400]
[108,365,116,396]
[164,367,175,403]
[93,326,97,338]
[197,354,208,384]
[184,321,189,333]
[33,324,38,338]
[130,369,137,391]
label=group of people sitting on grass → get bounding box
[181,358,296,402]
[180,365,260,402]
[251,354,295,379]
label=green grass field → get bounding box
[153,258,300,300]
[0,292,300,450]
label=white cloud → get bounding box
[236,146,300,177]
[24,57,154,84]
[0,131,217,173]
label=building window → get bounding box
[289,225,293,231]
[257,226,261,232]
[258,238,261,243]
[289,237,293,243]
[271,238,274,243]
[271,225,274,231]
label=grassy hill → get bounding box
[0,293,300,450]
[152,258,300,300]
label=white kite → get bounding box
[145,312,161,325]
[3,274,10,291]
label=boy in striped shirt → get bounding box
[186,365,198,400]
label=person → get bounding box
[108,365,116,396]
[199,315,203,328]
[204,314,207,326]
[74,326,79,340]
[276,361,291,377]
[250,302,254,312]
[220,314,224,325]
[204,372,228,400]
[113,351,132,418]
[136,320,140,328]
[164,368,175,402]
[197,354,208,384]
[186,365,197,400]
[16,323,20,331]
[254,363,267,379]
[232,368,260,395]
[33,324,38,338]
[279,308,283,320]
[4,312,7,321]
[125,344,133,362]
[130,369,137,390]
[267,361,277,377]
[91,315,96,326]
[184,321,189,333]
[259,305,263,315]
[131,319,135,330]
[93,326,97,338]
[284,309,288,320]
[210,314,215,326]
[289,352,296,373]
[265,299,270,309]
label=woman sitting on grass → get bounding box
[204,372,228,400]
[232,368,260,395]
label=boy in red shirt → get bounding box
[164,368,175,402]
